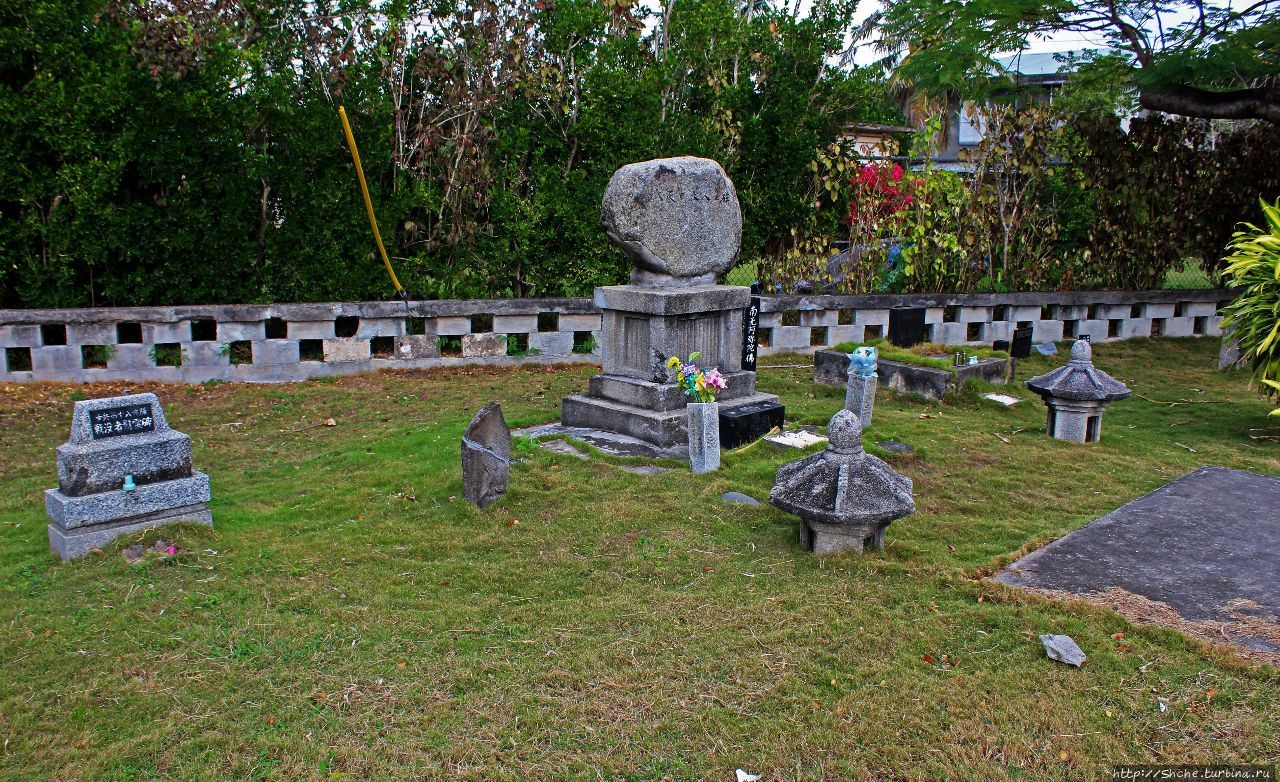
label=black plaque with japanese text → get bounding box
[741,297,761,371]
[88,404,156,440]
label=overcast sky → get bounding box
[846,0,1120,65]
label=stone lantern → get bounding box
[1025,339,1131,443]
[769,410,915,554]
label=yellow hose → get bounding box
[338,105,404,295]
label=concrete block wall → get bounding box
[0,299,602,384]
[0,289,1228,384]
[755,288,1229,356]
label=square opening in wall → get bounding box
[438,336,462,357]
[507,333,530,356]
[1193,316,1207,336]
[925,324,936,342]
[151,343,183,367]
[226,340,253,365]
[335,316,359,338]
[81,345,111,369]
[471,314,494,333]
[810,327,828,346]
[1150,318,1165,337]
[758,327,772,348]
[265,317,288,339]
[116,322,143,344]
[1175,302,1188,317]
[1063,319,1079,339]
[405,317,426,336]
[1108,319,1121,338]
[5,347,32,372]
[864,324,884,340]
[781,310,800,327]
[299,339,324,362]
[1041,304,1054,320]
[992,305,1009,322]
[371,336,394,358]
[537,312,559,332]
[838,308,855,326]
[41,324,67,346]
[572,331,596,354]
[190,319,217,342]
[1087,304,1102,320]
[1130,303,1144,319]
[943,306,959,323]
[966,322,983,341]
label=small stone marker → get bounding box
[981,393,1022,407]
[1040,634,1087,667]
[876,440,914,455]
[461,402,511,508]
[770,410,915,555]
[720,491,761,505]
[45,393,212,561]
[600,156,742,287]
[765,430,828,450]
[844,346,878,427]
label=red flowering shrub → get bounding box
[846,162,916,230]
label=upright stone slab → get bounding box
[45,393,212,560]
[562,157,783,454]
[844,346,878,427]
[461,402,511,508]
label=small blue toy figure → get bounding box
[849,346,878,378]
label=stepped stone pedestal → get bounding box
[561,285,780,449]
[45,393,213,560]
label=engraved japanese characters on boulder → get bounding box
[600,156,742,287]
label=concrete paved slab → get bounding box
[997,466,1280,653]
[515,423,687,460]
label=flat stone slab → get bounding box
[517,423,687,460]
[997,466,1280,653]
[765,430,828,450]
[981,393,1022,407]
[538,439,589,460]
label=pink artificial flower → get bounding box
[166,545,176,556]
[704,368,727,391]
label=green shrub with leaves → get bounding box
[1219,199,1280,414]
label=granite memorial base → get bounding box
[45,392,214,560]
[559,286,780,451]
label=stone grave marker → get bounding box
[45,393,212,560]
[560,156,783,457]
[461,402,511,508]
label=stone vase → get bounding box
[686,401,721,474]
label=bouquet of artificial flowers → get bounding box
[666,351,727,403]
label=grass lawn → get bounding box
[1,337,1278,781]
